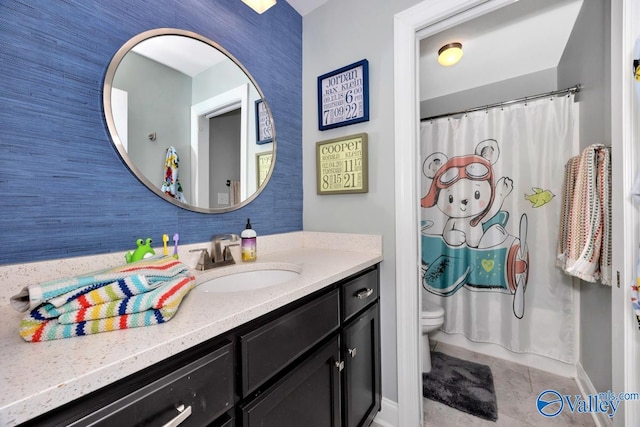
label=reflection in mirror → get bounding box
[104,29,275,213]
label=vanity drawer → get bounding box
[342,268,379,322]
[240,289,340,396]
[69,341,234,427]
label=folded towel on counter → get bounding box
[10,256,196,342]
[10,256,191,313]
[19,275,194,342]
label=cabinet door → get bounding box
[342,304,380,427]
[240,289,340,396]
[241,336,341,427]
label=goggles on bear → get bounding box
[422,155,493,208]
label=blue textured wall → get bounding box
[0,0,302,265]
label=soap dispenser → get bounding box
[241,218,257,262]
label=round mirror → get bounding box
[103,28,275,213]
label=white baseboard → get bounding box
[432,331,577,377]
[373,397,399,427]
[575,362,613,427]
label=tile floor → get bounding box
[422,341,597,426]
[373,341,598,426]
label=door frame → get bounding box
[393,1,637,425]
[191,83,249,207]
[610,1,640,425]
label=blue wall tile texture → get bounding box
[0,0,302,265]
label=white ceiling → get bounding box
[420,0,584,101]
[129,0,328,76]
[285,0,327,16]
[131,0,583,101]
[132,35,227,77]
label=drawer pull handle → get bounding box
[355,288,374,299]
[162,404,192,427]
[334,360,345,371]
[348,347,357,358]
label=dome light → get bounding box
[241,0,276,14]
[437,42,463,67]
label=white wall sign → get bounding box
[317,59,369,130]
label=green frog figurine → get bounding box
[125,238,156,263]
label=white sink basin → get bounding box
[197,266,301,293]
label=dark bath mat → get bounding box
[422,351,498,422]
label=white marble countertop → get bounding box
[0,231,382,426]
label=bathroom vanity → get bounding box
[0,232,382,427]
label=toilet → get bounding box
[421,300,445,373]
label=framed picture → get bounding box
[256,151,273,188]
[317,59,369,131]
[255,99,273,145]
[316,133,368,195]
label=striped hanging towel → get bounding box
[632,255,640,329]
[556,155,580,269]
[229,180,241,205]
[597,147,612,285]
[557,145,611,285]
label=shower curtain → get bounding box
[420,94,579,363]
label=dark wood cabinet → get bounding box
[240,336,341,427]
[339,266,381,427]
[342,304,381,427]
[341,269,379,323]
[240,289,340,396]
[18,265,380,427]
[72,340,235,427]
[19,339,235,427]
[238,266,380,427]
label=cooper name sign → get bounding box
[317,59,369,131]
[316,133,368,195]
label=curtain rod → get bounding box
[420,84,582,122]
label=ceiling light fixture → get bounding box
[241,0,276,14]
[437,42,463,66]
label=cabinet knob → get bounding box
[355,288,374,299]
[161,404,192,427]
[348,347,357,358]
[334,360,344,371]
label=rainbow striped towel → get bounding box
[11,256,196,342]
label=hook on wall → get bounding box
[148,132,157,141]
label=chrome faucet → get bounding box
[189,234,239,271]
[212,234,240,265]
[189,248,215,271]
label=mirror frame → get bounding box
[103,28,276,213]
